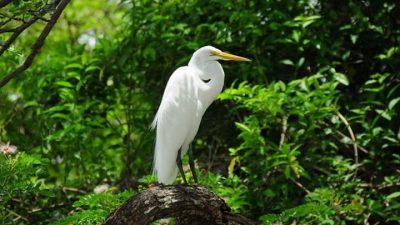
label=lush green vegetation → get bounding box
[1,0,399,224]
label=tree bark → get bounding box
[103,185,258,225]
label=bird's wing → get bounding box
[153,66,199,184]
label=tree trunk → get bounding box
[103,185,258,225]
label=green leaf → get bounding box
[334,72,349,86]
[85,65,101,73]
[350,35,358,44]
[143,47,156,60]
[280,59,294,66]
[389,97,400,110]
[55,81,74,88]
[387,192,400,200]
[65,63,83,70]
[375,109,391,120]
[235,122,251,133]
[297,57,305,68]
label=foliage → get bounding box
[220,66,399,223]
[219,72,342,210]
[0,152,48,224]
[200,171,250,213]
[50,190,133,225]
[0,0,399,224]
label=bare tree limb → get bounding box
[0,0,71,88]
[104,185,258,225]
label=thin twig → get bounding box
[363,213,370,225]
[29,202,71,213]
[210,138,221,169]
[0,1,60,53]
[62,186,87,194]
[319,120,368,154]
[336,112,359,166]
[336,130,368,153]
[279,116,288,150]
[0,0,71,88]
[358,182,400,190]
[357,145,368,154]
[0,15,40,56]
[5,208,28,222]
[29,11,51,22]
[289,177,310,194]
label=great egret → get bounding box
[152,46,250,184]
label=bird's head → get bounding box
[193,46,251,62]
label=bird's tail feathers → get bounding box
[153,137,179,184]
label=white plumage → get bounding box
[152,46,250,184]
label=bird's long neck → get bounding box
[188,53,207,68]
[189,60,225,111]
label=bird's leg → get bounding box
[176,148,187,184]
[188,144,198,184]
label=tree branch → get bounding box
[0,14,41,55]
[279,115,288,150]
[336,112,359,165]
[0,2,59,53]
[104,185,258,225]
[0,0,71,88]
[0,0,14,8]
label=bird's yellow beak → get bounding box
[211,50,251,62]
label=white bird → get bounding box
[152,46,250,184]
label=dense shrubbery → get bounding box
[1,0,399,224]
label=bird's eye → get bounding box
[202,78,211,83]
